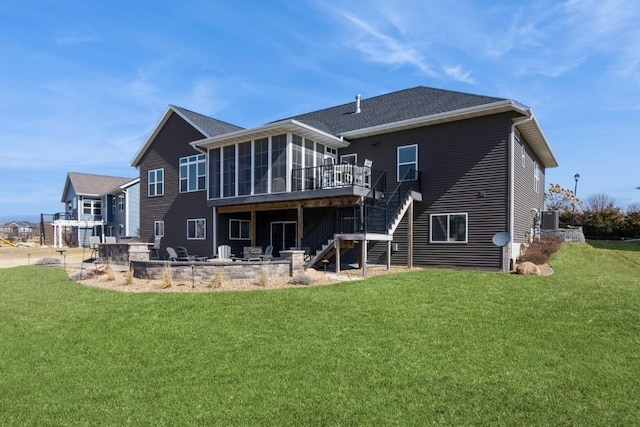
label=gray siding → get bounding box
[127,183,140,237]
[513,134,545,244]
[138,112,213,257]
[342,113,519,270]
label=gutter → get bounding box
[509,110,534,270]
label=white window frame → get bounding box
[397,144,418,182]
[340,153,357,164]
[229,219,250,240]
[430,213,468,243]
[154,221,164,237]
[148,168,164,197]
[117,194,125,212]
[534,162,540,193]
[187,218,206,240]
[180,154,206,193]
[82,199,101,216]
[521,145,526,168]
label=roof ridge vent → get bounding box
[355,94,361,114]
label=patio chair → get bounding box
[166,247,189,262]
[176,246,207,261]
[355,159,373,187]
[216,245,234,260]
[175,246,194,261]
[242,246,263,261]
[261,245,273,261]
[149,236,161,260]
[88,236,101,260]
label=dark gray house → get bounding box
[131,87,558,271]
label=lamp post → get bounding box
[572,173,580,226]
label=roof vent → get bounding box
[355,94,361,114]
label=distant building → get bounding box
[51,172,139,247]
[0,221,36,242]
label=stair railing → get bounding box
[364,168,421,234]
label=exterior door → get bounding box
[270,221,297,256]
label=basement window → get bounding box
[430,213,468,243]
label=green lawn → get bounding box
[1,242,639,425]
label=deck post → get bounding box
[361,236,367,277]
[335,237,341,274]
[408,199,413,269]
[386,240,391,271]
[250,210,256,246]
[297,204,303,248]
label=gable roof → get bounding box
[282,86,507,135]
[192,86,558,168]
[61,172,134,202]
[130,105,243,167]
[104,177,140,196]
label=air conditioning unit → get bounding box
[541,211,559,230]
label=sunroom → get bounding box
[192,119,379,206]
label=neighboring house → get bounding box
[131,86,558,271]
[103,178,141,240]
[54,172,138,247]
[0,221,35,241]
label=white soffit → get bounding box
[192,119,349,150]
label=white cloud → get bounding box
[55,31,96,46]
[442,65,474,84]
[338,11,436,77]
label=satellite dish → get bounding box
[492,232,511,247]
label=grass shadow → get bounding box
[587,239,640,252]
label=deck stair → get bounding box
[305,169,421,269]
[304,239,355,268]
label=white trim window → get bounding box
[521,145,526,168]
[397,144,417,181]
[430,213,468,243]
[148,168,164,197]
[180,154,206,192]
[229,219,250,240]
[82,199,101,216]
[117,194,125,212]
[340,153,357,165]
[154,221,164,237]
[534,162,540,193]
[187,218,206,240]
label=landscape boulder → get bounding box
[516,261,542,276]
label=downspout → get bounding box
[509,110,534,271]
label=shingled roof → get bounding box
[171,105,244,136]
[62,172,134,202]
[130,105,244,167]
[280,86,507,135]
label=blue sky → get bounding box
[1,0,639,221]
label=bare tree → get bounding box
[586,193,617,212]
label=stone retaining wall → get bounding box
[99,242,150,264]
[131,259,291,281]
[541,227,585,243]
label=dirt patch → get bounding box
[66,264,422,293]
[0,245,88,268]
